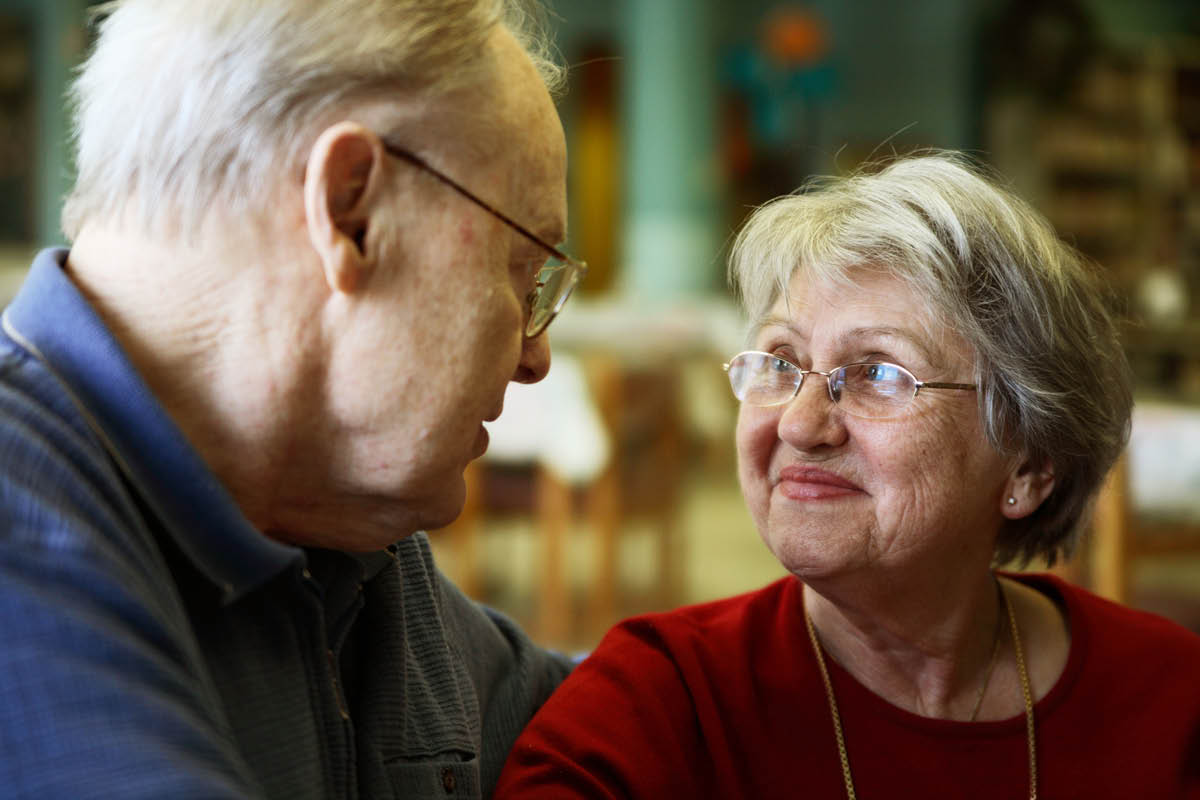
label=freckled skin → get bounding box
[457,221,476,245]
[736,271,1016,583]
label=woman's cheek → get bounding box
[736,406,776,468]
[736,406,779,519]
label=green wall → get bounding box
[1,0,90,247]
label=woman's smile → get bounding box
[775,465,864,501]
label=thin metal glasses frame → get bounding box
[723,350,977,417]
[381,141,587,337]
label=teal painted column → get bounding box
[33,0,88,246]
[620,0,721,299]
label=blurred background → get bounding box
[2,0,1199,651]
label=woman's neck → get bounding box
[802,569,1068,721]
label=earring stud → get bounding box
[1007,497,1016,505]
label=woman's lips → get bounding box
[776,465,863,501]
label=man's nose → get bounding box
[512,330,551,384]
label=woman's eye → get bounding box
[764,348,795,368]
[764,343,792,359]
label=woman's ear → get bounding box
[1001,456,1056,518]
[303,121,385,294]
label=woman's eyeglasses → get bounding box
[723,350,976,419]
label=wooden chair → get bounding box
[1089,453,1200,605]
[443,356,687,645]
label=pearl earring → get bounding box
[1007,497,1016,505]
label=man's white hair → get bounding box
[62,0,561,240]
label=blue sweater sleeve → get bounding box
[0,355,262,798]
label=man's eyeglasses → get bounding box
[723,350,977,420]
[381,141,587,338]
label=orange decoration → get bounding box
[763,7,828,67]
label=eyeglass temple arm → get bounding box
[917,381,977,391]
[381,142,580,268]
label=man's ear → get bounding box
[304,122,385,294]
[1001,455,1056,519]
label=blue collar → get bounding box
[2,248,302,604]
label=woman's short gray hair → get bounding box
[62,0,562,240]
[729,151,1132,566]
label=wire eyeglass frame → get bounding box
[723,350,977,419]
[381,141,587,338]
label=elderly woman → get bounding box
[495,152,1200,799]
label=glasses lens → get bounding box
[525,256,582,337]
[835,363,917,418]
[728,352,801,406]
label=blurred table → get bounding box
[447,294,745,642]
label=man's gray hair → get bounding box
[729,151,1132,566]
[62,0,561,240]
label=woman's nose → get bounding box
[777,374,847,450]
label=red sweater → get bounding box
[497,574,1200,799]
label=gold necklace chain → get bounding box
[805,581,1038,800]
[1006,581,1039,800]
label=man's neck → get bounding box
[66,222,327,536]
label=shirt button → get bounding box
[441,768,456,793]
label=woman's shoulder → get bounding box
[611,575,802,645]
[1015,572,1200,664]
[495,583,807,798]
[566,576,804,686]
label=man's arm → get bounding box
[0,382,261,798]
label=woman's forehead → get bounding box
[766,270,927,328]
[755,271,967,364]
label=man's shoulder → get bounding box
[408,530,571,687]
[1,327,109,477]
[0,330,149,563]
[0,329,264,798]
[0,329,97,454]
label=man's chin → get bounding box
[471,424,490,459]
[415,471,472,534]
[261,481,468,550]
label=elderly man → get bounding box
[0,1,585,797]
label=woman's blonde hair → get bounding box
[729,151,1132,565]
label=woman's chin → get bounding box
[763,531,846,581]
